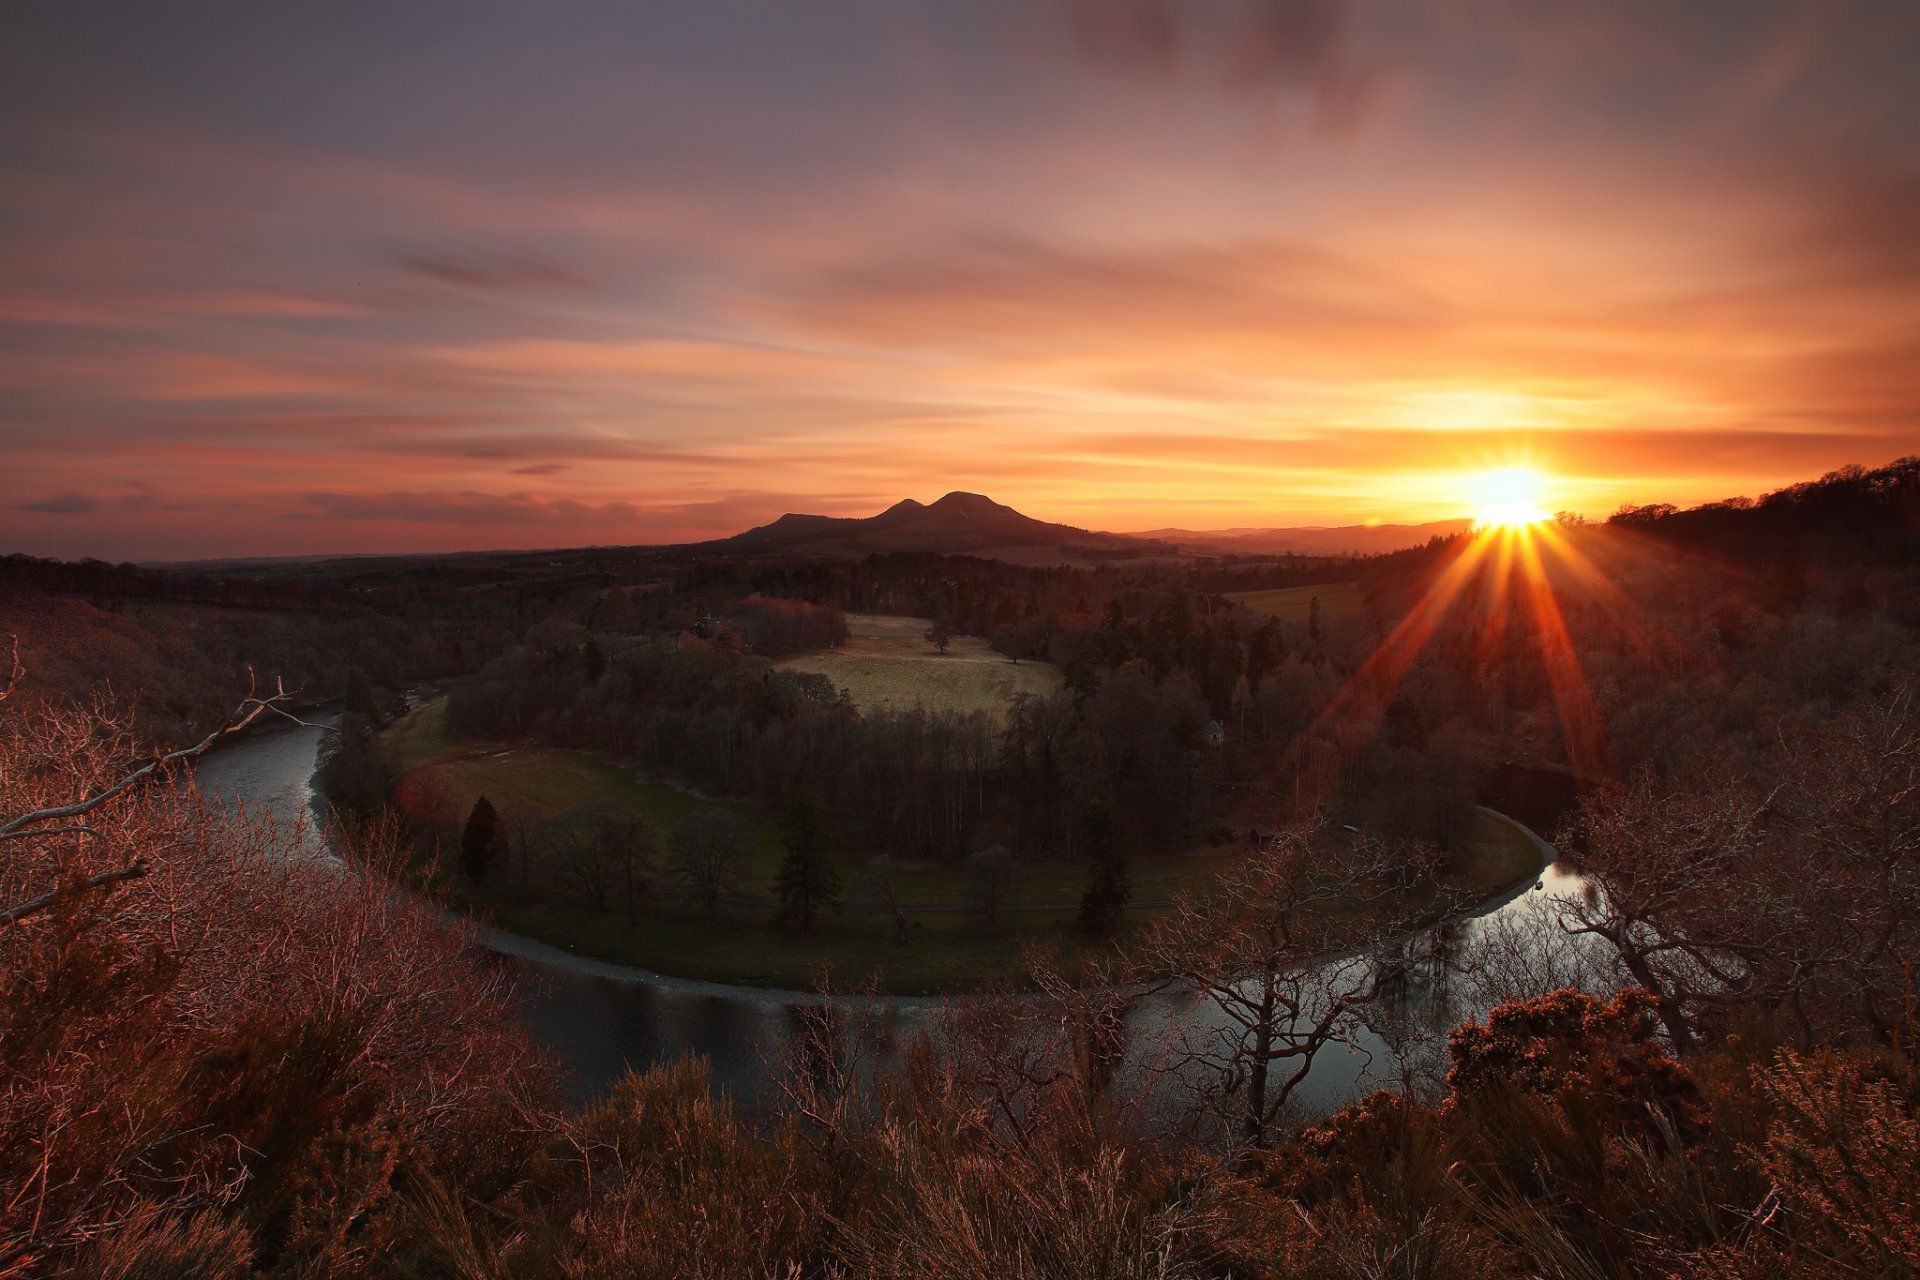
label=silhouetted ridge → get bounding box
[706,491,1137,558]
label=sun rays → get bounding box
[1270,511,1641,810]
[1469,466,1551,531]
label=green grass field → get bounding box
[1228,581,1367,624]
[376,699,1541,994]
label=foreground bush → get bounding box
[5,682,1919,1278]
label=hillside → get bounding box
[1130,519,1473,556]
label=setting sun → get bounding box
[1470,466,1551,530]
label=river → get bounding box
[191,711,1592,1114]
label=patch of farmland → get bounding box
[774,614,1062,721]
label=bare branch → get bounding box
[0,825,102,844]
[0,861,147,927]
[0,677,307,837]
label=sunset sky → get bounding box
[4,1,1918,560]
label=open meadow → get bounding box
[774,613,1063,722]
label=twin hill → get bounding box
[703,491,1468,562]
[708,490,1153,560]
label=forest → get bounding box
[2,458,1919,1277]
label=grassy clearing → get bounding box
[774,614,1062,723]
[374,699,1542,994]
[1228,581,1367,624]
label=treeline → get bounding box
[420,612,1477,865]
[1610,454,1920,568]
[0,552,363,611]
[0,584,514,745]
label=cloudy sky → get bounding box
[3,0,1917,558]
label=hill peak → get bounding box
[926,491,1013,516]
[709,489,1131,558]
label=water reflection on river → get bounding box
[192,712,1590,1111]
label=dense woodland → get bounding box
[4,458,1920,1277]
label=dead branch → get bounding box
[0,669,309,838]
[0,861,147,927]
[0,825,101,844]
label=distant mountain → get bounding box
[711,491,1151,559]
[1129,519,1473,557]
[702,493,1468,560]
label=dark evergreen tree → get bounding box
[1078,805,1131,938]
[1246,617,1283,688]
[344,669,380,720]
[460,795,501,882]
[774,777,840,931]
[316,713,389,816]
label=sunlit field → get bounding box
[774,613,1063,722]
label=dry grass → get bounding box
[775,614,1062,722]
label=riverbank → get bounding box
[373,699,1545,995]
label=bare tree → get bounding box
[549,822,610,912]
[964,845,1016,932]
[1778,679,1920,1047]
[1554,770,1792,1051]
[596,808,655,924]
[664,809,750,917]
[1142,825,1450,1148]
[553,808,654,920]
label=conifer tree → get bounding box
[1078,805,1131,938]
[774,777,840,931]
[461,795,500,882]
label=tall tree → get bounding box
[666,809,751,918]
[460,795,500,882]
[775,778,840,932]
[593,808,655,925]
[1078,806,1130,938]
[344,669,380,720]
[1143,826,1437,1147]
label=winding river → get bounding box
[192,710,1591,1113]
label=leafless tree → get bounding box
[664,808,750,917]
[1141,824,1453,1149]
[916,948,1148,1157]
[1779,678,1920,1047]
[1554,769,1795,1051]
[964,844,1016,932]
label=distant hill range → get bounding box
[706,491,1153,560]
[702,490,1466,560]
[1125,520,1472,556]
